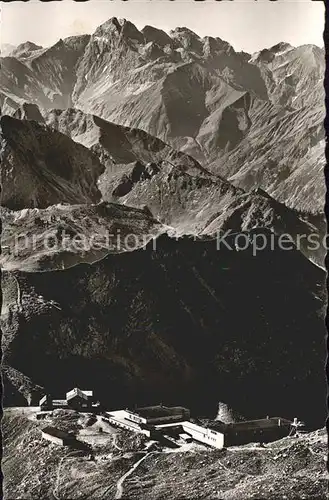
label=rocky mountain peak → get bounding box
[140,41,165,61]
[142,25,174,48]
[94,17,143,44]
[269,41,294,54]
[203,36,234,58]
[62,34,91,52]
[170,27,203,53]
[10,41,43,60]
[12,41,42,54]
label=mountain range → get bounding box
[1,18,325,212]
[0,112,325,270]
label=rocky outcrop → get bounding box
[13,102,45,122]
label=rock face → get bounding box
[217,96,325,214]
[216,402,241,424]
[104,158,325,266]
[0,18,325,211]
[1,233,326,426]
[13,102,45,122]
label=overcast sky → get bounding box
[1,0,325,53]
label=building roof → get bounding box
[179,433,192,440]
[41,426,75,440]
[52,400,68,408]
[135,405,189,419]
[82,390,93,397]
[227,417,292,432]
[155,422,185,430]
[66,388,88,401]
[206,420,228,432]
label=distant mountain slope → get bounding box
[252,43,324,109]
[0,35,90,111]
[0,115,104,209]
[43,107,207,175]
[11,41,43,60]
[213,96,325,213]
[13,102,45,122]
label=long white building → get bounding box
[155,421,225,449]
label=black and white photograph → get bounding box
[0,0,327,498]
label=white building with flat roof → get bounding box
[155,421,225,449]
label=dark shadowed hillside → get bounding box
[1,232,326,426]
